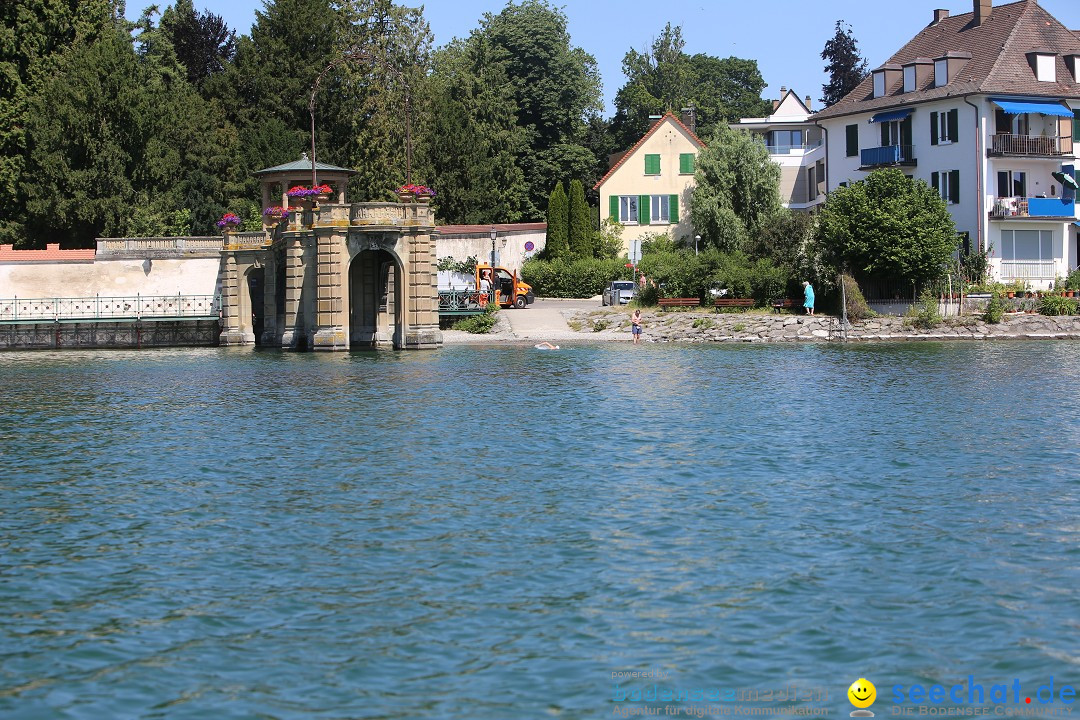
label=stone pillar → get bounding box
[311,228,347,350]
[402,204,442,350]
[280,234,307,349]
[259,251,277,347]
[218,253,250,345]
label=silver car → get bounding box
[602,280,637,306]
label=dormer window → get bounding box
[874,71,886,98]
[1035,53,1056,83]
[904,66,916,93]
[935,59,948,87]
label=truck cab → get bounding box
[477,264,535,309]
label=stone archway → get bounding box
[246,267,266,345]
[349,248,403,348]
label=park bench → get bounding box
[770,298,798,313]
[714,298,753,310]
[658,298,703,309]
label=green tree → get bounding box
[545,181,569,259]
[815,169,957,287]
[567,179,591,258]
[159,0,236,92]
[821,21,869,109]
[690,125,782,253]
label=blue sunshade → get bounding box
[992,99,1074,117]
[869,109,913,123]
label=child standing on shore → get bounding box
[631,309,643,344]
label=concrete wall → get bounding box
[1,258,221,298]
[0,320,220,349]
[436,226,547,274]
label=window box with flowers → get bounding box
[287,184,334,204]
[397,184,435,203]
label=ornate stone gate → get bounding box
[218,157,441,351]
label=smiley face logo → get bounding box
[848,678,877,716]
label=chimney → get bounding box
[934,8,949,24]
[974,0,992,26]
[772,99,780,110]
[780,85,787,95]
[805,95,812,110]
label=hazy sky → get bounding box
[134,0,1080,114]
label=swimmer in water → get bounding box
[535,341,559,350]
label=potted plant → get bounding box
[217,212,241,233]
[262,206,289,226]
[312,184,333,202]
[396,183,436,203]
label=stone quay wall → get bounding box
[0,320,221,350]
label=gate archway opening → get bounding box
[349,249,402,348]
[246,267,266,346]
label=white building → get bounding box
[733,88,826,211]
[814,0,1080,289]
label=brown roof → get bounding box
[0,243,96,262]
[593,112,706,190]
[435,223,546,235]
[814,0,1080,121]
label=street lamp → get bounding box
[695,235,701,256]
[490,226,498,268]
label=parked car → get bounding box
[602,280,637,306]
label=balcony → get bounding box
[989,196,1076,219]
[989,133,1074,157]
[764,138,824,155]
[999,260,1057,282]
[860,144,915,169]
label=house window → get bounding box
[1001,229,1054,261]
[873,71,886,98]
[1035,54,1056,83]
[931,109,959,145]
[771,130,803,153]
[679,153,695,174]
[619,196,639,223]
[934,59,948,87]
[807,167,817,202]
[995,110,1029,136]
[997,171,1027,198]
[932,170,960,204]
[650,195,670,224]
[881,120,901,146]
[845,124,858,157]
[644,154,661,175]
[903,65,916,93]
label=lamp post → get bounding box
[694,235,701,256]
[490,227,498,268]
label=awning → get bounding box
[869,109,913,123]
[991,99,1074,117]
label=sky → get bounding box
[133,0,1080,115]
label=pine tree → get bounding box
[545,182,569,259]
[567,179,591,258]
[820,21,869,109]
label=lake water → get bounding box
[2,342,1079,719]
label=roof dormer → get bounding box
[933,51,971,88]
[902,58,933,93]
[1027,49,1057,83]
[1066,54,1080,84]
[873,64,902,98]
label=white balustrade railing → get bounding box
[999,260,1056,280]
[96,237,223,254]
[0,295,220,323]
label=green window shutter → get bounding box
[931,172,940,192]
[947,110,959,143]
[931,112,939,145]
[669,194,679,223]
[880,122,889,147]
[901,116,913,147]
[949,170,960,205]
[679,153,695,174]
[639,195,651,225]
[1072,117,1080,143]
[846,124,858,157]
[609,195,619,222]
[644,154,660,175]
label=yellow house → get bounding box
[594,112,705,258]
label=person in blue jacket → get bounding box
[802,281,815,316]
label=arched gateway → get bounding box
[218,156,441,351]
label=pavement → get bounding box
[442,297,628,344]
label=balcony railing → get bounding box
[764,138,824,155]
[990,196,1076,218]
[860,144,915,167]
[999,260,1056,281]
[0,294,220,324]
[989,134,1073,157]
[96,237,223,255]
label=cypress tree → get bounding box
[567,179,591,258]
[545,181,569,259]
[820,21,869,109]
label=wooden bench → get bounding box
[714,298,753,309]
[658,298,703,309]
[771,298,798,312]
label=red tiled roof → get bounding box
[0,243,95,262]
[813,0,1080,121]
[593,112,706,191]
[435,223,546,235]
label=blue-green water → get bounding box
[2,342,1079,720]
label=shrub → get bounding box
[437,255,478,274]
[1065,268,1080,291]
[840,274,874,322]
[983,295,1005,324]
[1038,295,1078,316]
[904,289,942,329]
[453,304,499,333]
[521,257,628,298]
